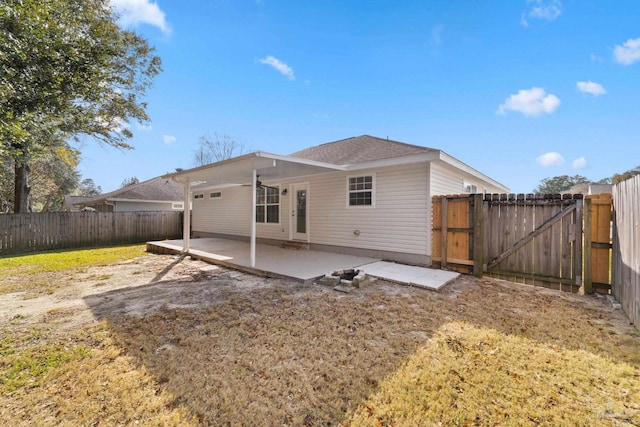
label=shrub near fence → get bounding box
[0,211,183,255]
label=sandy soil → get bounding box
[0,254,285,333]
[1,251,632,343]
[2,252,638,426]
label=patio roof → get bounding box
[163,151,345,187]
[162,152,347,268]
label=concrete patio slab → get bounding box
[147,238,378,281]
[359,261,459,291]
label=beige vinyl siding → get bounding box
[192,184,290,240]
[430,162,467,195]
[192,186,252,236]
[431,161,506,195]
[307,163,429,256]
[256,182,289,241]
[192,164,430,257]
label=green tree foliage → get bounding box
[193,133,247,166]
[78,179,102,196]
[534,175,590,194]
[30,146,80,212]
[612,165,640,184]
[0,144,80,212]
[0,0,162,212]
[121,176,140,187]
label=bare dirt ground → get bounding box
[2,252,639,426]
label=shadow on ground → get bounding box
[84,258,640,426]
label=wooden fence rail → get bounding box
[0,211,183,256]
[612,175,640,326]
[433,193,584,293]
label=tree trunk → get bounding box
[14,162,31,213]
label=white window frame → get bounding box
[193,193,204,200]
[255,185,280,224]
[210,191,222,199]
[346,174,376,208]
[463,182,477,194]
[172,202,184,210]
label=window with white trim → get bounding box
[347,175,375,207]
[256,186,279,223]
[172,202,184,210]
[210,191,222,199]
[463,183,477,193]
[193,193,204,200]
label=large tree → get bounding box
[0,143,80,212]
[0,0,161,212]
[121,176,140,187]
[534,175,590,194]
[78,178,102,196]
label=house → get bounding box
[75,176,185,212]
[62,195,94,212]
[164,135,509,267]
[564,183,613,195]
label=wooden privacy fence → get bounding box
[0,211,183,255]
[433,193,613,294]
[584,193,613,294]
[612,175,640,326]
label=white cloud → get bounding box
[111,0,171,34]
[521,0,562,27]
[163,134,176,145]
[259,56,295,80]
[572,157,587,169]
[590,53,604,63]
[613,37,640,65]
[537,152,565,167]
[497,87,560,117]
[136,123,152,131]
[576,81,606,96]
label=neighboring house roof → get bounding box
[63,195,93,211]
[289,135,437,165]
[565,183,613,195]
[79,176,184,206]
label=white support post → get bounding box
[182,180,191,254]
[250,169,257,267]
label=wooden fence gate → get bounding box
[432,193,607,293]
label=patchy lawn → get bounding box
[0,244,147,296]
[1,248,639,426]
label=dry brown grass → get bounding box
[348,322,640,426]
[1,251,639,426]
[1,322,197,426]
[104,277,640,426]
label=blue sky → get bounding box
[80,0,640,193]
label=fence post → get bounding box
[583,197,593,294]
[441,197,448,270]
[573,194,584,286]
[473,194,484,277]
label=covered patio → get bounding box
[147,237,378,281]
[147,237,459,289]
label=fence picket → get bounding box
[0,211,182,256]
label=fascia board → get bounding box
[439,152,510,192]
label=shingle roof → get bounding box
[81,176,184,205]
[288,135,437,165]
[63,195,93,211]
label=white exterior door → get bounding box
[291,183,309,241]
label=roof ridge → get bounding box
[304,134,434,151]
